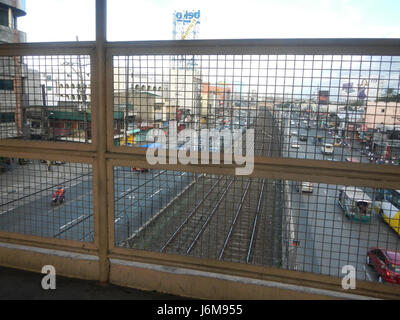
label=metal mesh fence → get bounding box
[2,49,400,285]
[0,55,91,143]
[112,52,400,286]
[0,157,93,242]
[114,166,400,284]
[113,54,400,166]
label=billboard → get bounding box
[174,10,200,23]
[318,90,329,105]
[172,10,201,40]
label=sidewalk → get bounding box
[0,266,187,300]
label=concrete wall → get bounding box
[365,101,400,129]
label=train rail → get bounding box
[125,107,283,267]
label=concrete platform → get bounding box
[0,266,187,300]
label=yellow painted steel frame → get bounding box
[0,0,400,299]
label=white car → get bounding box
[296,181,314,193]
[291,131,298,136]
[291,142,300,149]
[321,143,334,155]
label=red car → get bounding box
[132,167,149,172]
[367,247,400,284]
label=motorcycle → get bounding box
[52,188,65,205]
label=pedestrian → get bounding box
[46,160,51,171]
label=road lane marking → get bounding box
[0,207,16,215]
[150,188,162,198]
[364,266,373,281]
[59,214,85,230]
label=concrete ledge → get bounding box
[0,242,99,281]
[109,258,378,300]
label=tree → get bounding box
[378,88,400,102]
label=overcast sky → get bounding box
[18,0,400,42]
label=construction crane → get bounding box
[175,17,198,69]
[181,17,197,40]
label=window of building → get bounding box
[0,112,14,122]
[31,121,41,129]
[0,79,14,91]
[11,13,16,29]
[64,122,72,129]
[0,7,8,27]
[78,122,86,130]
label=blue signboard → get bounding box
[175,10,200,23]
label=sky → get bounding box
[18,0,400,42]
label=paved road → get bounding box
[283,115,400,283]
[113,168,195,245]
[0,164,195,244]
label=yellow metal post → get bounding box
[95,0,110,284]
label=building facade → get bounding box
[0,0,26,139]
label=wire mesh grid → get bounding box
[113,54,400,166]
[112,52,400,285]
[0,157,93,242]
[0,55,91,143]
[282,182,400,284]
[114,165,400,284]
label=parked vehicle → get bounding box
[338,186,372,222]
[321,143,334,155]
[291,141,300,149]
[374,189,400,236]
[367,247,400,284]
[299,135,307,141]
[295,181,314,193]
[313,136,323,145]
[333,136,342,146]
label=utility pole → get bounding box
[124,56,129,146]
[14,56,23,137]
[41,84,50,140]
[76,36,89,143]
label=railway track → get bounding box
[126,108,283,267]
[161,176,235,255]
